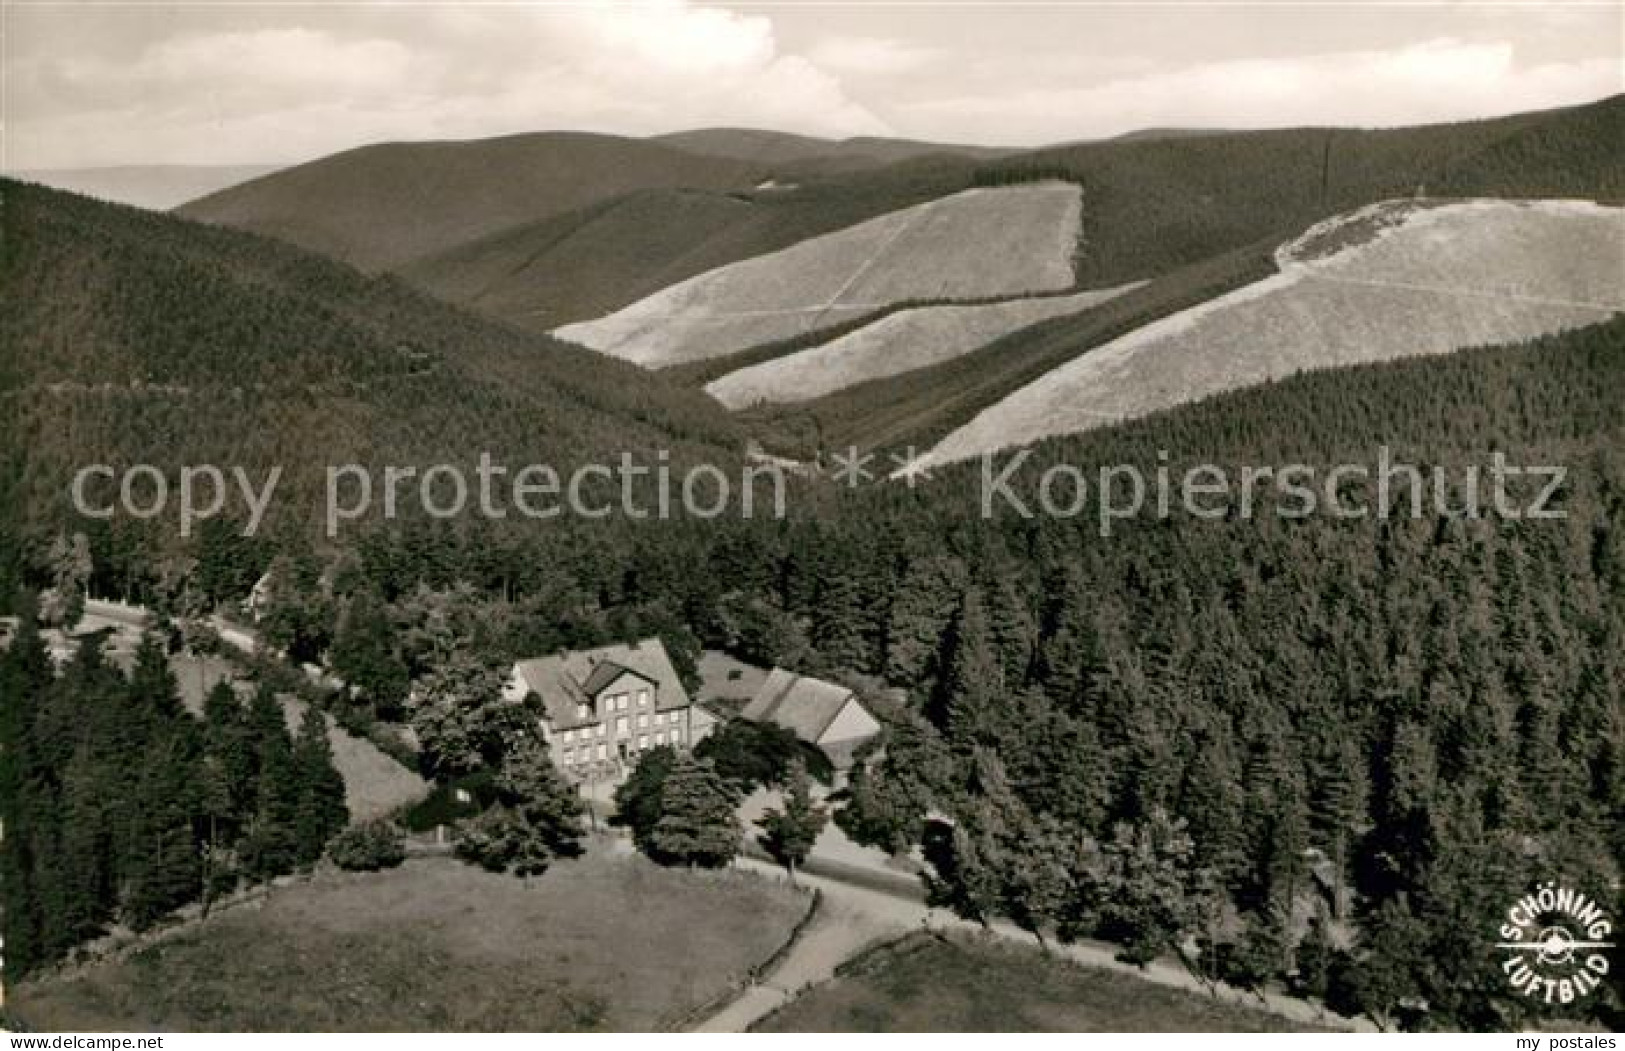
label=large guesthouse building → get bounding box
[505,638,714,778]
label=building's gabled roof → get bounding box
[513,638,690,730]
[579,659,655,697]
[740,668,856,745]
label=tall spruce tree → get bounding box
[933,587,1005,751]
[756,759,826,882]
[457,735,582,878]
[291,707,349,867]
[650,756,740,868]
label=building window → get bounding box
[562,747,573,763]
[595,743,606,760]
[637,688,650,707]
[576,703,588,719]
[616,716,629,735]
[638,735,648,750]
[668,711,680,726]
[653,731,665,745]
[617,694,629,711]
[598,723,607,737]
[637,713,649,729]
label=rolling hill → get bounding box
[148,95,1625,471]
[552,181,1084,366]
[979,94,1624,291]
[183,97,1621,359]
[399,158,981,331]
[0,179,744,538]
[688,97,1624,458]
[653,128,1011,170]
[916,198,1624,469]
[176,133,766,272]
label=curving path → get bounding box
[697,856,1373,1033]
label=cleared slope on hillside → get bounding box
[400,160,980,331]
[177,133,763,272]
[0,180,742,535]
[730,244,1275,459]
[553,182,1083,366]
[918,199,1625,469]
[707,282,1143,408]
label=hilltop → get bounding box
[653,128,1011,171]
[400,158,980,331]
[176,132,765,272]
[189,97,1623,361]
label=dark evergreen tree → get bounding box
[291,707,349,867]
[932,587,1006,751]
[756,759,826,882]
[457,735,583,878]
[650,756,740,868]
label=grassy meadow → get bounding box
[756,932,1328,1033]
[13,852,810,1032]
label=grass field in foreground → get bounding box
[13,852,809,1032]
[755,932,1324,1033]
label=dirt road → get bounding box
[697,857,1371,1033]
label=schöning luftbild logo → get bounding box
[1497,882,1615,1004]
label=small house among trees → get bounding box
[739,668,882,780]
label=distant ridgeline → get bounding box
[173,97,1623,338]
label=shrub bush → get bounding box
[327,821,407,871]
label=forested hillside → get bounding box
[479,319,1617,1030]
[5,196,1621,1026]
[16,312,1607,1029]
[0,622,349,977]
[0,179,744,545]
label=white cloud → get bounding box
[6,5,1620,168]
[895,39,1624,145]
[806,36,943,77]
[6,2,891,168]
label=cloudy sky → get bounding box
[4,1,1621,170]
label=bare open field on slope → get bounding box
[12,853,808,1032]
[166,639,429,824]
[705,282,1145,408]
[918,199,1625,469]
[553,182,1082,366]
